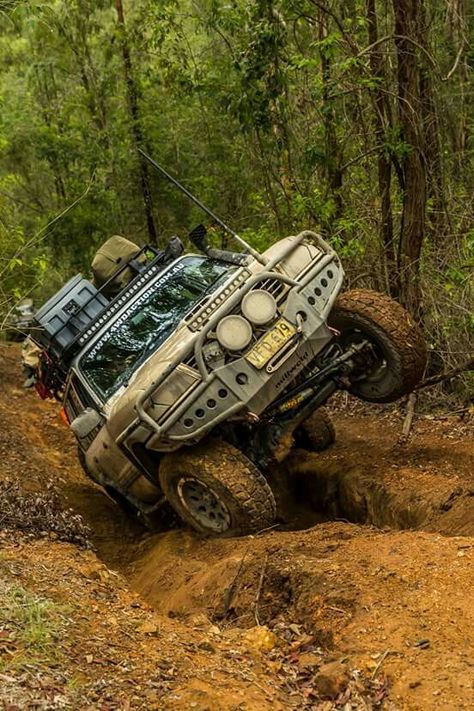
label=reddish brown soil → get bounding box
[1,342,473,710]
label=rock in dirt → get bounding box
[314,659,350,699]
[242,625,279,653]
[297,652,323,668]
[138,621,159,636]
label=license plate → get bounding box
[246,318,296,369]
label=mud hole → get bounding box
[279,448,474,536]
[1,343,474,709]
[124,442,474,627]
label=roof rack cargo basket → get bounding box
[32,244,164,361]
[33,275,108,360]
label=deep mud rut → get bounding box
[0,343,473,710]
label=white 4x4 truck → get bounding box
[30,161,426,536]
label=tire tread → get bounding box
[159,440,276,536]
[330,289,427,402]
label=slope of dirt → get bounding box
[1,343,474,710]
[282,408,474,536]
[0,536,286,710]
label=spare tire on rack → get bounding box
[329,289,427,403]
[91,235,143,298]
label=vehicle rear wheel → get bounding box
[77,446,97,482]
[159,440,276,536]
[329,289,427,403]
[294,408,336,452]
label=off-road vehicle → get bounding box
[30,162,426,537]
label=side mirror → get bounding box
[70,408,103,439]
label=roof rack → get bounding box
[33,245,164,362]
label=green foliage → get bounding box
[0,0,472,395]
[0,215,49,320]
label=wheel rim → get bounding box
[341,328,389,384]
[177,477,231,533]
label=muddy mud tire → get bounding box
[329,289,427,403]
[294,408,336,452]
[77,446,96,482]
[159,440,276,537]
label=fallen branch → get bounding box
[215,551,248,619]
[415,359,474,391]
[402,392,417,438]
[254,552,269,626]
[371,648,392,679]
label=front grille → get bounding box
[185,275,291,369]
[250,278,288,303]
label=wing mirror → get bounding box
[70,408,103,439]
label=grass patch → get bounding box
[0,580,70,671]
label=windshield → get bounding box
[80,256,232,401]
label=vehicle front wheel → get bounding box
[329,289,427,403]
[159,440,276,536]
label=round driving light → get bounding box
[241,290,277,326]
[216,315,253,351]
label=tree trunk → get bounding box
[417,3,449,245]
[392,0,427,317]
[115,0,158,244]
[34,66,67,205]
[446,0,468,163]
[319,14,343,228]
[366,0,397,296]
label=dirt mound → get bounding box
[126,525,474,709]
[1,342,474,709]
[0,534,291,710]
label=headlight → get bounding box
[216,315,253,351]
[241,290,277,326]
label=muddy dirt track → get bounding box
[0,343,473,710]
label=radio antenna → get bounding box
[138,148,266,264]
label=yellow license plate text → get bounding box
[246,319,296,369]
